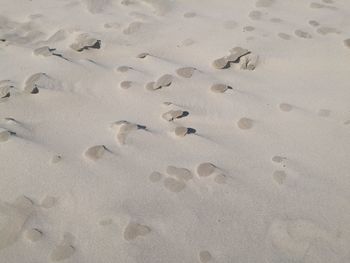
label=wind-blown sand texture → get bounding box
[1,0,350,262]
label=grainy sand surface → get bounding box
[1,0,350,262]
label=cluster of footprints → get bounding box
[149,162,227,193]
[0,195,76,262]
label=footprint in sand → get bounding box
[344,39,350,49]
[239,54,259,70]
[123,222,151,241]
[279,103,293,112]
[272,170,287,185]
[317,27,340,35]
[166,165,193,181]
[41,196,57,209]
[163,177,186,192]
[25,228,43,242]
[84,145,107,161]
[278,33,292,40]
[223,20,237,30]
[137,52,150,59]
[267,218,337,261]
[116,66,132,73]
[23,72,47,94]
[120,80,133,89]
[0,81,12,100]
[210,83,232,93]
[0,128,11,142]
[149,171,163,183]
[176,67,196,78]
[70,34,101,52]
[243,26,255,32]
[0,196,34,250]
[199,250,212,262]
[123,21,144,35]
[184,12,196,18]
[309,20,320,27]
[214,174,227,184]
[197,162,217,177]
[237,118,253,130]
[272,155,286,163]
[174,126,196,137]
[162,110,189,122]
[249,10,263,21]
[294,30,312,39]
[50,233,75,262]
[50,154,62,164]
[255,0,275,8]
[111,120,147,145]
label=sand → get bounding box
[1,0,350,262]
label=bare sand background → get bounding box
[1,0,350,262]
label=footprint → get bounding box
[176,67,195,78]
[50,155,62,164]
[174,126,196,137]
[249,10,262,20]
[0,196,34,250]
[123,222,151,241]
[278,33,292,40]
[120,80,133,89]
[240,54,259,70]
[123,21,144,35]
[197,163,216,177]
[211,84,232,93]
[223,20,237,30]
[279,103,293,112]
[99,218,113,226]
[212,57,229,69]
[0,82,12,99]
[309,20,320,27]
[294,30,312,39]
[344,39,350,49]
[317,27,340,35]
[237,118,253,130]
[267,219,334,260]
[137,52,150,59]
[41,196,57,209]
[0,128,11,142]
[272,155,286,163]
[199,250,212,262]
[70,34,101,52]
[270,18,283,23]
[25,228,43,242]
[84,145,106,161]
[227,47,251,63]
[23,72,47,94]
[214,174,227,184]
[184,12,196,18]
[162,110,188,121]
[272,170,287,185]
[243,26,255,32]
[163,177,186,192]
[149,171,163,183]
[111,120,146,145]
[155,74,173,89]
[33,46,54,57]
[50,234,75,262]
[255,0,274,8]
[116,66,132,73]
[166,166,192,181]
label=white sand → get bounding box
[1,0,350,262]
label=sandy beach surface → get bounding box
[1,0,350,262]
